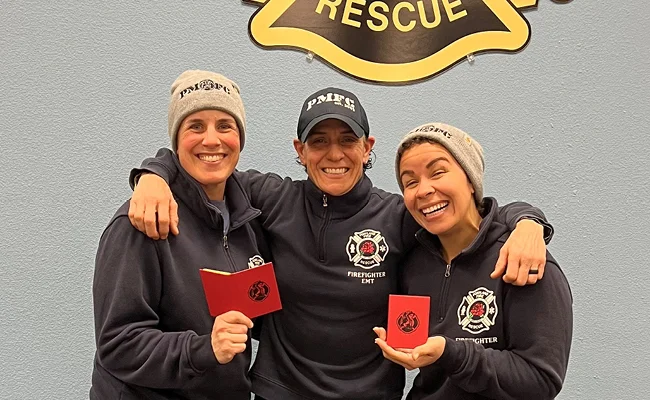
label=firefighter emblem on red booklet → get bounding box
[457,287,498,334]
[397,310,420,334]
[346,229,389,269]
[248,281,270,302]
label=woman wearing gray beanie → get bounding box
[374,123,573,400]
[90,70,264,400]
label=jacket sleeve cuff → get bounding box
[129,148,178,190]
[129,168,144,190]
[518,215,554,244]
[129,162,174,190]
[188,334,218,373]
[434,337,466,374]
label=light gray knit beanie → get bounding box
[395,122,485,203]
[168,70,246,151]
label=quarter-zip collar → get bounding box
[304,173,373,219]
[169,155,261,233]
[415,197,506,264]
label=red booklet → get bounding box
[199,262,282,319]
[387,294,430,349]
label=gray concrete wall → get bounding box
[1,1,648,398]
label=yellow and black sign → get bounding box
[243,0,569,84]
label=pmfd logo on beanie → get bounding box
[395,123,485,203]
[168,70,246,151]
[296,87,370,142]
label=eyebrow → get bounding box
[399,156,448,180]
[183,117,236,125]
[217,118,236,124]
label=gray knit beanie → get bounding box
[168,70,246,151]
[395,123,485,203]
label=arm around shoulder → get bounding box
[129,147,178,189]
[496,201,554,244]
[127,148,179,239]
[234,169,296,221]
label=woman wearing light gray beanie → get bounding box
[90,70,263,400]
[374,122,573,400]
[168,70,246,152]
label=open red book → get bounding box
[387,294,430,349]
[199,262,282,319]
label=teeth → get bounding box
[199,154,225,162]
[422,202,448,215]
[323,168,348,174]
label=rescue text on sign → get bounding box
[243,0,571,83]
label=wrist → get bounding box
[433,336,446,361]
[137,172,154,181]
[516,218,543,230]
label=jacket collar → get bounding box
[304,174,373,219]
[169,155,260,232]
[415,197,506,262]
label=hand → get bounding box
[128,174,179,239]
[211,311,253,364]
[491,219,546,286]
[373,327,446,370]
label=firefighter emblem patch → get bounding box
[248,255,265,269]
[346,229,389,269]
[457,287,498,334]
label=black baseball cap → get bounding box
[297,87,370,142]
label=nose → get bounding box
[202,126,221,147]
[415,179,435,199]
[325,143,344,161]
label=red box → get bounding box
[387,294,430,349]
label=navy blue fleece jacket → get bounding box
[91,156,267,400]
[401,198,572,400]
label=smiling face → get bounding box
[399,142,477,237]
[293,118,375,196]
[176,109,240,200]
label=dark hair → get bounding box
[397,136,483,210]
[396,136,439,161]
